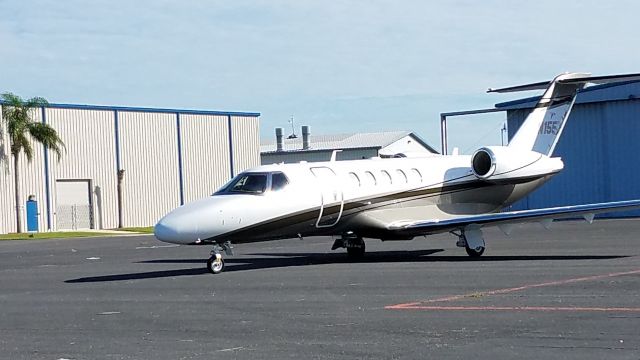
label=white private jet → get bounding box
[155,72,640,274]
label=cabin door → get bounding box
[310,167,344,228]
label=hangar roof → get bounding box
[0,100,260,117]
[260,130,437,154]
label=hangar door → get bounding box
[56,180,93,230]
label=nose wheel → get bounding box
[207,254,225,274]
[207,241,233,274]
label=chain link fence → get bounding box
[56,204,92,230]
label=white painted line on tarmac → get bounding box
[217,347,244,352]
[97,311,121,315]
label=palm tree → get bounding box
[1,93,64,233]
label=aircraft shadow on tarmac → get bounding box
[64,249,628,283]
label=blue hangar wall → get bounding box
[500,81,640,218]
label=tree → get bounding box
[1,93,64,233]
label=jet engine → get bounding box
[470,146,564,182]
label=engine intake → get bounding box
[471,149,494,178]
[470,146,564,182]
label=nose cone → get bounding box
[155,196,243,245]
[154,219,182,244]
[154,210,198,244]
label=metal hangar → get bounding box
[0,102,260,233]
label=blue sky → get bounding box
[1,0,639,153]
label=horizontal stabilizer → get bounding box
[487,81,550,93]
[487,72,640,93]
[558,73,640,85]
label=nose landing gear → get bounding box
[207,241,233,274]
[207,253,225,274]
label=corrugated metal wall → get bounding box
[180,114,231,203]
[231,116,260,174]
[46,108,118,229]
[0,104,260,233]
[261,148,379,164]
[118,111,181,227]
[507,99,640,217]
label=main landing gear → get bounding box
[207,241,233,274]
[453,227,486,258]
[332,232,366,260]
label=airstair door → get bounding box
[310,167,344,228]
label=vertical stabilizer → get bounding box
[508,73,589,156]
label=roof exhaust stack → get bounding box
[302,125,310,150]
[275,127,284,152]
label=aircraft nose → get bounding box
[153,221,180,243]
[154,213,193,244]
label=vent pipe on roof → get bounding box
[302,125,310,150]
[275,127,284,152]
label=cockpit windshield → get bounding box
[271,172,289,191]
[229,174,268,194]
[214,172,289,195]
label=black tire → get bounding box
[465,246,485,258]
[207,256,225,274]
[346,239,366,260]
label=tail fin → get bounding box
[489,72,640,156]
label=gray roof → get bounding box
[261,130,437,154]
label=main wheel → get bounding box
[207,256,225,274]
[346,239,366,260]
[465,245,485,258]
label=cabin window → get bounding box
[271,172,289,191]
[348,172,361,187]
[396,169,408,184]
[364,171,377,186]
[227,173,268,194]
[410,168,422,183]
[380,170,392,185]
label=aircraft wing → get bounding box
[386,200,640,236]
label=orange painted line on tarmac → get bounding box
[386,268,640,312]
[385,305,640,312]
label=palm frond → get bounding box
[13,134,33,160]
[25,96,48,109]
[1,92,22,107]
[28,122,65,160]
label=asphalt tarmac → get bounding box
[1,219,640,360]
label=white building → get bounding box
[261,126,437,164]
[0,102,260,233]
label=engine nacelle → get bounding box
[470,146,564,181]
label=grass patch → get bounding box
[0,232,111,240]
[117,227,154,234]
